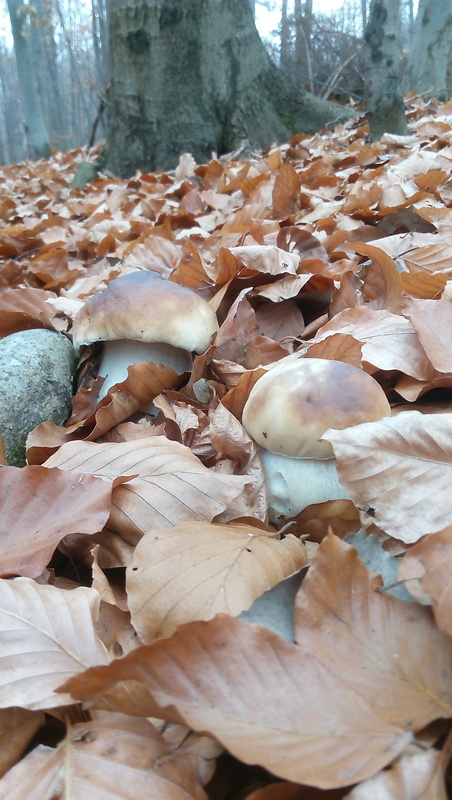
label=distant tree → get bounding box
[403,0,452,100]
[6,0,51,159]
[363,0,408,140]
[101,0,355,178]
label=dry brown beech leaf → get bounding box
[0,708,45,780]
[228,245,300,275]
[0,713,207,800]
[398,528,452,638]
[313,306,433,379]
[126,522,307,641]
[324,411,452,543]
[0,465,113,578]
[401,270,448,299]
[294,535,452,730]
[344,743,450,800]
[353,241,404,313]
[0,286,58,336]
[272,163,301,218]
[43,437,249,541]
[305,332,363,367]
[59,615,410,790]
[403,297,452,373]
[0,578,108,710]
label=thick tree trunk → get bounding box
[6,0,51,159]
[363,0,407,140]
[403,0,452,101]
[101,0,355,178]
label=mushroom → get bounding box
[72,270,219,399]
[241,357,391,525]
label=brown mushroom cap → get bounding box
[72,271,218,353]
[242,357,391,459]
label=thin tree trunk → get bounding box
[0,45,24,162]
[294,0,314,93]
[280,0,291,70]
[361,0,367,31]
[363,0,407,140]
[30,0,66,148]
[404,0,452,100]
[6,0,51,159]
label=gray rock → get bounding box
[0,329,76,466]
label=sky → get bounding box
[255,0,347,39]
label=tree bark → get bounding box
[101,0,355,178]
[403,0,452,100]
[363,0,407,140]
[6,0,51,159]
[280,0,291,70]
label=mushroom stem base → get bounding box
[98,339,192,399]
[260,449,350,525]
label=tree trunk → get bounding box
[403,0,452,100]
[363,0,407,140]
[294,0,314,93]
[101,0,355,178]
[280,0,291,70]
[6,0,51,159]
[30,0,66,149]
[0,45,24,163]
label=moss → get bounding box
[5,433,27,468]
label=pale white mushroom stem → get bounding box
[260,448,349,525]
[97,339,193,399]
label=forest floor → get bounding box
[0,95,452,798]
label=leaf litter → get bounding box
[1,96,452,795]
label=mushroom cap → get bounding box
[242,357,391,459]
[72,271,218,353]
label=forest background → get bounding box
[0,0,434,168]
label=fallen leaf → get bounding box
[0,578,108,710]
[294,534,452,729]
[126,522,307,640]
[403,297,452,373]
[0,708,44,779]
[0,713,207,800]
[0,466,112,577]
[314,307,433,379]
[43,437,249,541]
[324,411,452,542]
[398,528,452,637]
[59,616,410,789]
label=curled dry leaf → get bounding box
[294,534,452,730]
[398,528,452,638]
[0,465,113,578]
[59,615,410,789]
[289,498,361,543]
[0,578,108,710]
[324,411,452,543]
[126,521,307,641]
[353,241,403,313]
[43,437,250,541]
[208,400,268,521]
[0,713,207,800]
